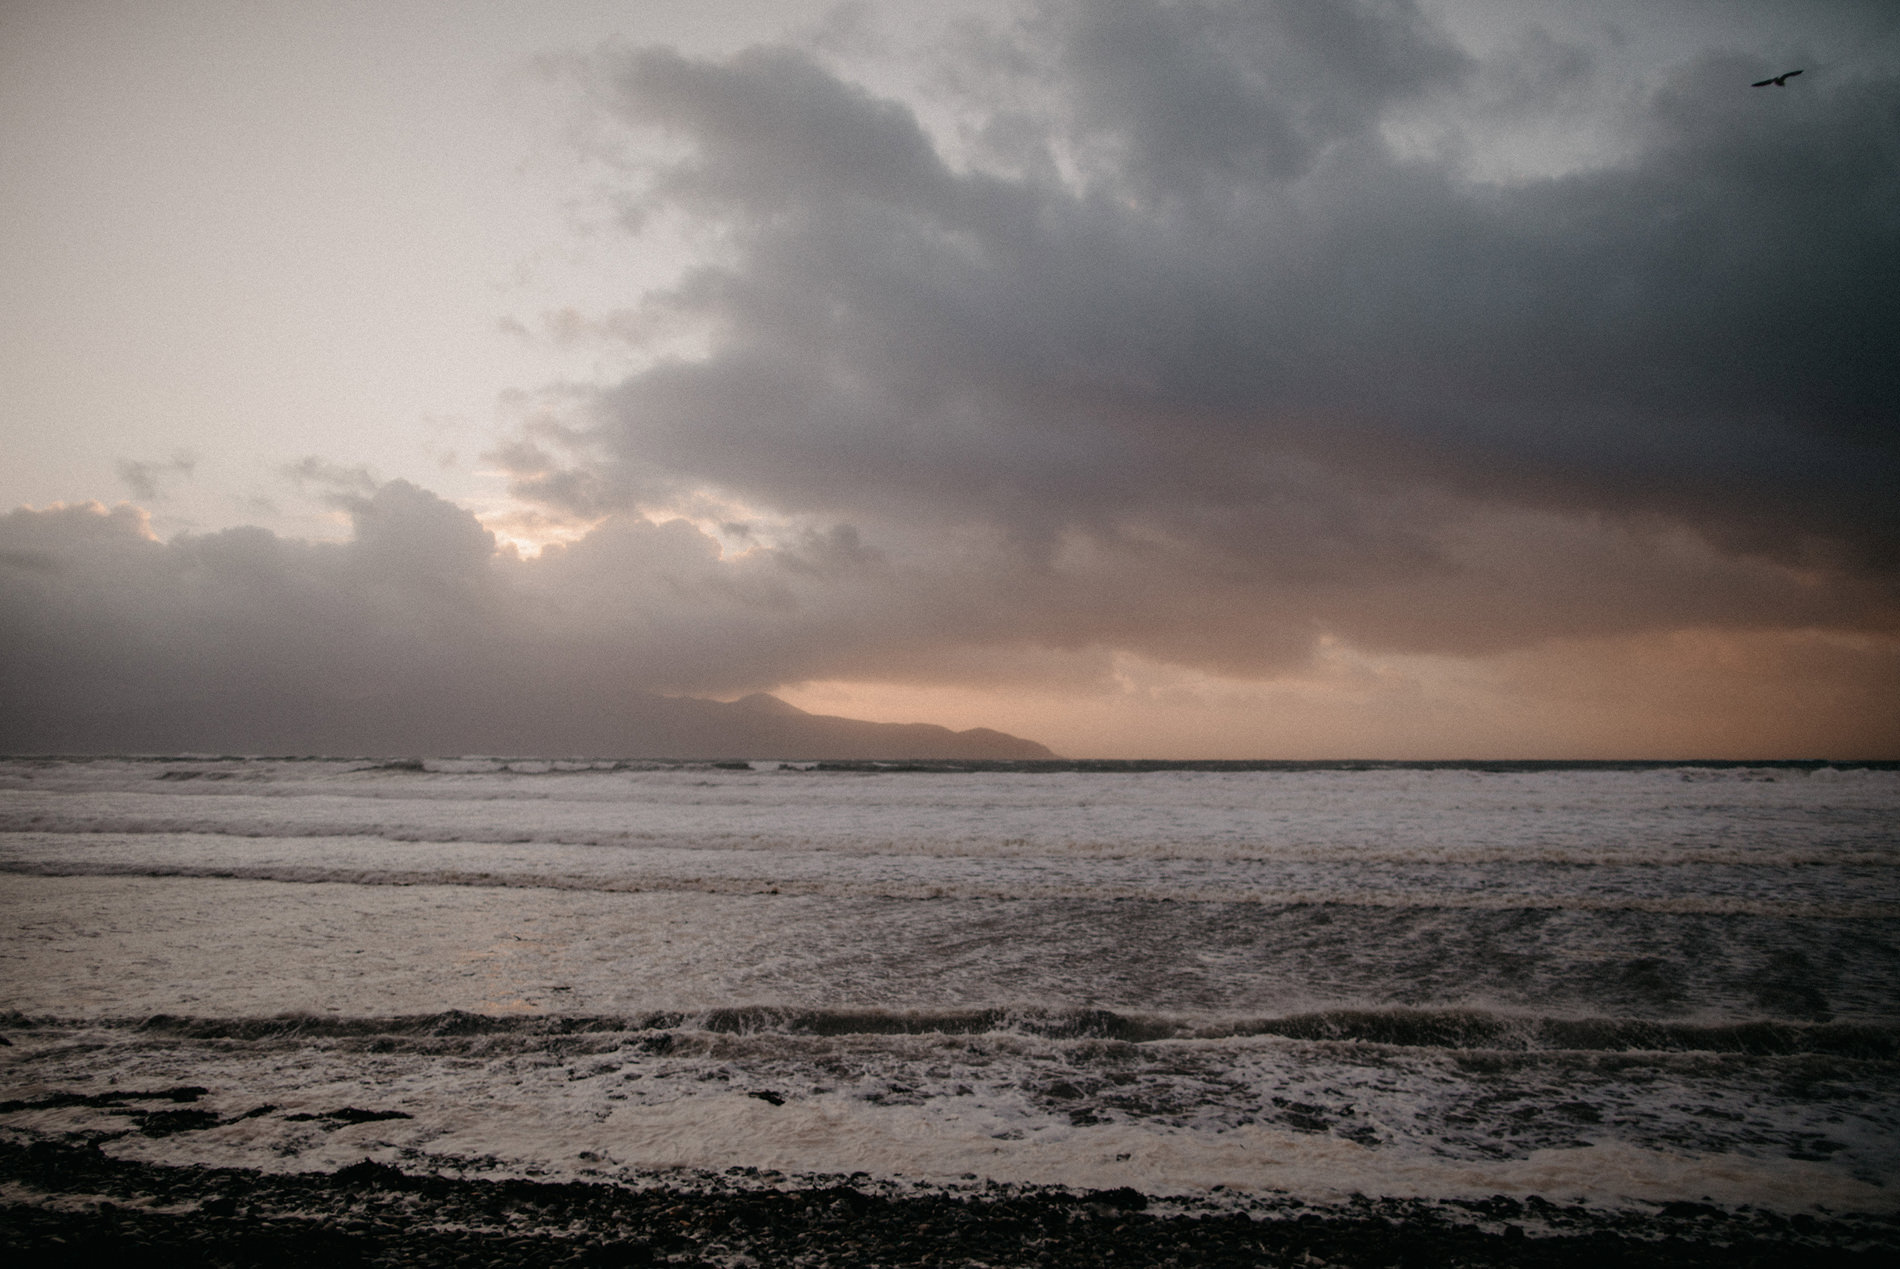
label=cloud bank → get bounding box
[4,0,1897,756]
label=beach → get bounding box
[7,1137,1898,1266]
[3,757,1898,1263]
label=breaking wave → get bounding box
[8,1007,1895,1058]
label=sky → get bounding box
[2,0,1897,759]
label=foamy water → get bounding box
[3,757,1896,1212]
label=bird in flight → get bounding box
[1752,69,1804,87]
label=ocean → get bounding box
[3,756,1898,1261]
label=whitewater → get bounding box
[3,757,1897,1224]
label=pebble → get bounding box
[3,1139,1896,1267]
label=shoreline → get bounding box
[5,1141,1896,1267]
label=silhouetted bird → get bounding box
[1752,69,1803,87]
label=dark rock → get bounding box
[1084,1186,1148,1211]
[332,1158,410,1189]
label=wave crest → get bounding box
[7,1007,1893,1058]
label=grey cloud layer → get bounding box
[7,475,1880,754]
[0,486,934,752]
[548,1,1896,629]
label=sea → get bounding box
[3,755,1897,1227]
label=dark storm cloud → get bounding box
[0,485,1085,751]
[535,0,1897,672]
[0,489,504,753]
[8,475,1876,754]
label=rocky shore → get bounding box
[4,1140,1896,1267]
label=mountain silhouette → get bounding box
[6,686,1056,760]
